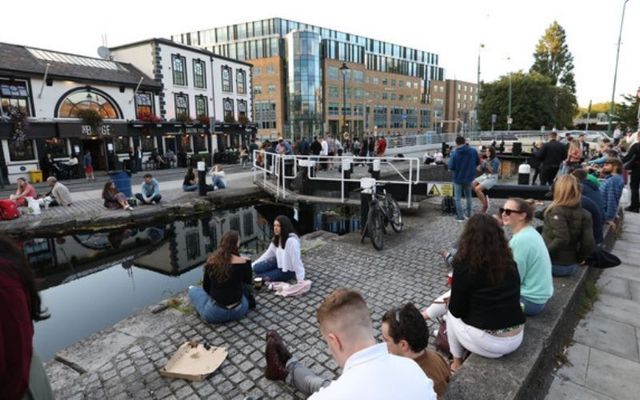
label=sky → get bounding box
[2,0,638,107]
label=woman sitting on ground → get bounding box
[188,230,254,324]
[447,214,525,372]
[182,167,198,192]
[542,175,595,277]
[208,164,227,190]
[500,198,553,316]
[252,215,305,282]
[9,177,36,207]
[102,181,132,210]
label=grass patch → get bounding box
[577,281,599,319]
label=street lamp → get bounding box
[476,44,484,132]
[340,62,349,143]
[507,56,512,133]
[607,0,630,135]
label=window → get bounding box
[45,138,67,158]
[390,93,397,101]
[172,54,187,86]
[254,86,262,94]
[254,67,261,75]
[113,137,129,153]
[353,70,364,83]
[328,66,338,80]
[267,84,276,94]
[353,104,363,116]
[237,70,246,94]
[398,94,404,101]
[9,140,35,161]
[382,92,388,100]
[267,65,275,75]
[221,66,233,92]
[193,134,207,152]
[141,136,154,151]
[0,80,30,116]
[373,77,379,85]
[193,59,206,88]
[223,98,234,121]
[57,89,119,118]
[382,79,388,86]
[135,92,154,118]
[328,103,339,115]
[185,232,201,261]
[195,95,207,118]
[354,88,363,100]
[237,100,247,121]
[174,93,189,118]
[398,80,404,87]
[328,86,338,98]
[254,101,276,129]
[230,215,241,233]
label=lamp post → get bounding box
[340,62,349,144]
[476,44,484,132]
[507,56,512,133]
[608,0,630,135]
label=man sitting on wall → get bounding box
[46,177,72,207]
[135,173,162,205]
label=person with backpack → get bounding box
[447,136,480,222]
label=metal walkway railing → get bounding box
[252,152,421,209]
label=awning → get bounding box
[0,121,57,139]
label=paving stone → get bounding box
[546,376,614,400]
[585,347,640,400]
[596,275,631,299]
[555,342,590,385]
[593,293,640,329]
[574,314,639,362]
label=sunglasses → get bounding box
[499,207,524,216]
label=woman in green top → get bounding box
[500,198,554,316]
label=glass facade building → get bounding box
[173,18,444,137]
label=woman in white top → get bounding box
[252,215,305,282]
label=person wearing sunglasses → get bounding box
[542,175,595,276]
[500,199,554,316]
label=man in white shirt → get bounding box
[265,288,436,399]
[320,136,329,171]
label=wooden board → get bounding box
[159,341,227,382]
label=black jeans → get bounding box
[630,169,640,210]
[541,167,559,186]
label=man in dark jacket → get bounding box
[447,136,480,221]
[298,137,310,155]
[537,131,567,185]
[623,139,640,212]
[572,169,604,213]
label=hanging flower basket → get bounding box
[8,106,28,144]
[76,109,103,130]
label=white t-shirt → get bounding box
[309,343,436,400]
[252,234,305,281]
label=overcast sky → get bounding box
[3,0,637,107]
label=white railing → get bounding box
[252,151,421,209]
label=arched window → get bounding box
[57,88,121,119]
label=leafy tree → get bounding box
[616,93,639,130]
[531,21,576,93]
[479,71,577,130]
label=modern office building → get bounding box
[172,18,444,139]
[429,79,478,133]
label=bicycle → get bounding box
[360,185,403,250]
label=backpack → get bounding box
[0,199,20,220]
[441,196,456,215]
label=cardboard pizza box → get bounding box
[159,340,228,382]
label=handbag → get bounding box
[586,248,621,269]
[434,318,451,358]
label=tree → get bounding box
[531,21,576,93]
[617,93,639,130]
[478,71,577,131]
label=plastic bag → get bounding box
[621,187,631,206]
[26,197,41,215]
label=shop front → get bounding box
[57,121,128,171]
[1,121,58,183]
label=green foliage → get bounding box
[616,93,639,130]
[479,71,577,130]
[76,108,103,129]
[224,114,237,123]
[531,21,576,94]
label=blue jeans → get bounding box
[520,297,546,316]
[212,176,226,190]
[188,286,249,324]
[454,183,473,220]
[552,263,577,277]
[182,184,198,192]
[253,257,296,282]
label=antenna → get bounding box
[97,46,111,60]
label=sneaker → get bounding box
[455,217,465,223]
[151,201,157,205]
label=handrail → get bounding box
[252,151,420,208]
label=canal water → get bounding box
[22,202,361,361]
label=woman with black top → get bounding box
[182,167,198,192]
[447,214,525,372]
[102,181,132,210]
[188,230,254,324]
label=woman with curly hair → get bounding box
[188,230,254,324]
[447,214,525,372]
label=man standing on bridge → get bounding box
[537,131,567,185]
[448,136,480,222]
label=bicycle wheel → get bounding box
[386,194,403,232]
[367,206,384,250]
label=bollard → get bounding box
[197,161,207,196]
[370,159,381,180]
[518,163,531,185]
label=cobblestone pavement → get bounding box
[46,201,465,399]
